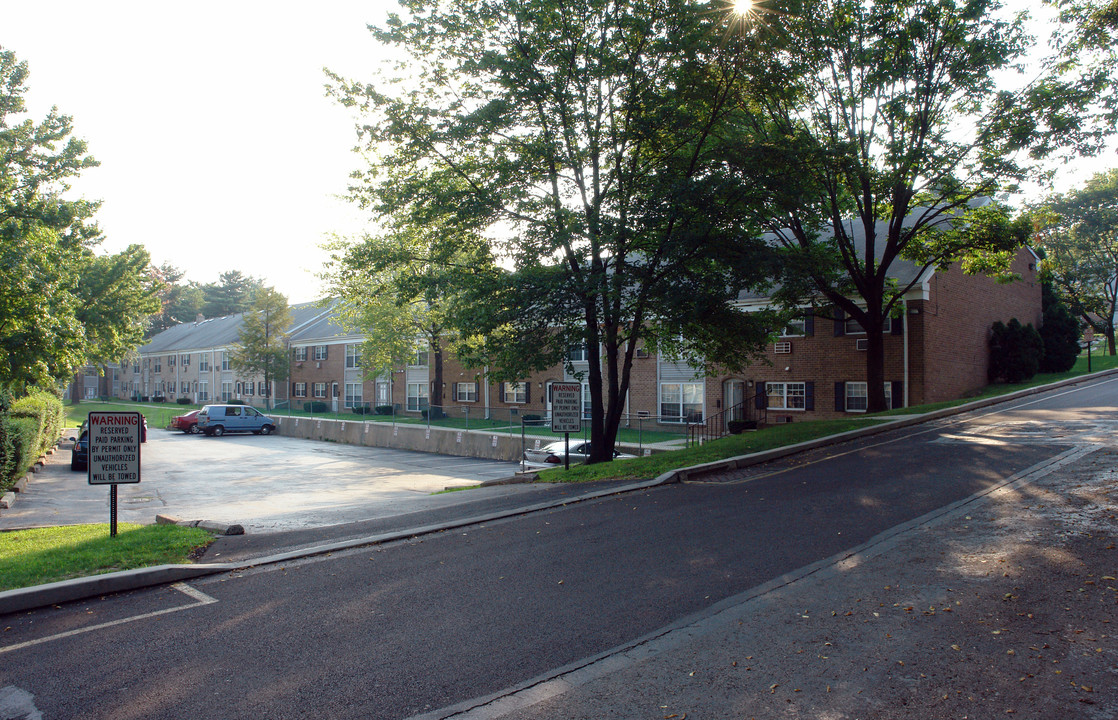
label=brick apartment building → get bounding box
[99,214,1041,429]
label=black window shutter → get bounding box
[322,346,328,360]
[833,307,845,336]
[525,383,531,404]
[891,317,904,335]
[891,381,904,410]
[499,382,505,401]
[835,382,845,412]
[804,312,814,336]
[754,387,766,409]
[805,381,815,411]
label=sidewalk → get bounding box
[429,443,1118,719]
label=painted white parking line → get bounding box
[0,582,217,656]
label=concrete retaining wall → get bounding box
[274,417,535,462]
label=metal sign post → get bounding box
[550,383,582,471]
[87,411,143,537]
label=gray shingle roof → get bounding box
[139,300,342,354]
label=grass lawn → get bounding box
[0,523,214,591]
[64,400,196,431]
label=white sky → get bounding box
[3,2,1115,308]
[4,1,396,304]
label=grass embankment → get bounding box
[0,523,214,592]
[536,352,1118,483]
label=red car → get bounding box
[171,409,201,434]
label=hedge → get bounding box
[10,391,64,457]
[1,416,40,490]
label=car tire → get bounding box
[188,425,200,434]
[70,457,81,472]
[260,425,273,436]
[211,425,225,437]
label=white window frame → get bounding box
[294,346,307,362]
[503,382,527,404]
[197,381,209,402]
[199,353,211,372]
[766,382,806,410]
[294,382,307,398]
[456,382,478,402]
[845,382,892,413]
[781,316,807,338]
[346,344,361,369]
[411,344,429,367]
[313,382,328,399]
[566,344,589,363]
[376,382,390,406]
[345,382,363,408]
[313,345,328,361]
[659,382,703,423]
[221,382,233,401]
[407,383,429,412]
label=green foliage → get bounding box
[329,0,779,461]
[1033,169,1118,354]
[229,287,291,409]
[989,318,1045,383]
[1040,282,1083,372]
[303,401,329,414]
[201,270,262,319]
[10,390,64,456]
[0,48,158,392]
[724,0,1104,412]
[1,416,39,488]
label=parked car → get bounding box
[70,420,90,471]
[196,404,277,436]
[171,409,201,434]
[522,440,636,470]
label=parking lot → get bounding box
[0,427,531,532]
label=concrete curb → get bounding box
[2,368,1114,616]
[155,514,244,536]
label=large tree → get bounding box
[148,263,206,335]
[202,270,263,319]
[330,0,780,461]
[229,287,291,409]
[721,0,1111,412]
[0,47,158,392]
[1033,168,1118,354]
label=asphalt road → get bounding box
[2,377,1115,719]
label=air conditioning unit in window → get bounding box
[774,341,792,354]
[316,362,322,369]
[856,339,869,351]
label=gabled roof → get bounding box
[737,198,996,303]
[138,300,340,354]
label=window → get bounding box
[244,381,254,397]
[411,344,429,367]
[456,382,478,402]
[766,382,806,410]
[407,383,429,412]
[294,347,307,362]
[782,316,807,337]
[845,382,892,412]
[566,344,589,362]
[503,382,527,404]
[197,381,209,402]
[294,382,307,398]
[313,345,328,361]
[154,359,162,373]
[376,382,390,405]
[199,353,211,372]
[168,355,175,367]
[660,382,703,423]
[222,382,233,401]
[346,344,361,368]
[132,362,140,373]
[258,381,267,397]
[180,353,191,365]
[313,382,328,399]
[345,382,363,408]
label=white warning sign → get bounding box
[87,411,142,485]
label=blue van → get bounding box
[196,404,277,436]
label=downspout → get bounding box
[484,366,491,420]
[903,298,909,409]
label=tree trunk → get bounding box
[432,335,444,416]
[864,316,889,413]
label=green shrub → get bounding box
[3,416,40,487]
[10,391,64,456]
[226,399,247,405]
[422,408,446,420]
[374,405,393,416]
[1039,283,1081,373]
[989,318,1044,383]
[351,404,372,415]
[303,401,329,413]
[176,397,192,405]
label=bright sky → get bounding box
[3,2,1115,308]
[3,1,395,304]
